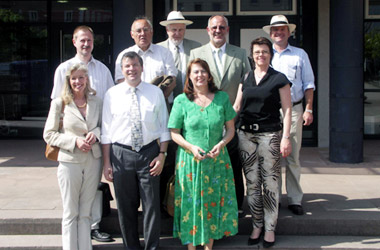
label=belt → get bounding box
[240,122,282,133]
[113,140,157,152]
[293,100,302,106]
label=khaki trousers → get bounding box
[280,103,304,205]
[58,155,102,250]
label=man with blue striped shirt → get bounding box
[263,15,315,216]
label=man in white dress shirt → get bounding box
[50,25,113,242]
[114,17,177,99]
[102,51,170,250]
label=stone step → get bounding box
[1,206,380,237]
[0,235,380,250]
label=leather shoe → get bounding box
[263,239,275,248]
[248,236,260,245]
[288,204,304,215]
[91,229,112,242]
[238,209,246,218]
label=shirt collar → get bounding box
[134,44,154,55]
[273,43,292,54]
[123,81,145,93]
[168,39,184,52]
[74,54,95,65]
[209,42,226,54]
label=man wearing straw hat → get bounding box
[158,11,201,100]
[263,15,315,216]
[157,12,201,214]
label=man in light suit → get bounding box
[50,25,113,242]
[158,11,201,101]
[157,11,201,213]
[189,15,251,217]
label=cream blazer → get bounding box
[43,95,102,163]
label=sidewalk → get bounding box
[0,139,379,249]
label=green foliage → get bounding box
[365,31,380,59]
[0,9,23,23]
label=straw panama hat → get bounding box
[263,15,296,34]
[160,11,193,26]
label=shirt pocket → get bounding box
[141,105,157,130]
[287,65,297,81]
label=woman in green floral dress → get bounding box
[168,58,238,250]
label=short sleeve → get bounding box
[168,94,186,129]
[221,92,236,122]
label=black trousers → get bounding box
[111,143,160,250]
[226,131,245,209]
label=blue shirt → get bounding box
[271,44,315,103]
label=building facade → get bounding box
[0,0,376,162]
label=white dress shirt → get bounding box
[51,55,114,100]
[114,44,178,84]
[101,81,171,145]
[168,40,186,84]
[210,43,226,67]
[271,44,315,103]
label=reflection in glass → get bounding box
[368,0,380,15]
[52,0,112,23]
[0,3,49,137]
[239,0,292,11]
[364,22,380,135]
[177,0,229,12]
[0,1,47,22]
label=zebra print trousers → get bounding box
[238,130,281,232]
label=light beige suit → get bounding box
[189,43,251,104]
[158,38,201,98]
[43,95,102,250]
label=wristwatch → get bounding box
[160,151,167,157]
[305,109,313,114]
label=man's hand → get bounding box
[103,162,113,182]
[149,153,165,176]
[303,111,313,126]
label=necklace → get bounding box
[196,93,211,112]
[76,101,87,108]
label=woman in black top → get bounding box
[233,37,292,248]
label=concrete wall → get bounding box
[318,0,330,148]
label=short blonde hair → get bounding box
[61,64,96,104]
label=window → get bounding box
[174,0,232,15]
[366,0,380,19]
[364,21,380,135]
[237,0,296,15]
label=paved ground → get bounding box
[0,139,379,249]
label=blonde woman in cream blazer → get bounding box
[44,64,103,250]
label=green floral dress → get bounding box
[168,91,238,246]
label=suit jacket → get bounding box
[43,95,102,163]
[158,38,201,98]
[189,42,251,104]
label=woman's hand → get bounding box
[190,145,207,161]
[207,141,224,159]
[76,138,91,153]
[280,137,292,157]
[85,132,97,145]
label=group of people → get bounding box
[43,10,314,250]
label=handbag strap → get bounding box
[58,100,65,131]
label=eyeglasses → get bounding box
[210,25,226,31]
[133,27,152,34]
[253,50,270,55]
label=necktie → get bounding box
[174,46,183,93]
[130,87,143,152]
[215,48,224,79]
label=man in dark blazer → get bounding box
[158,11,201,100]
[189,15,251,217]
